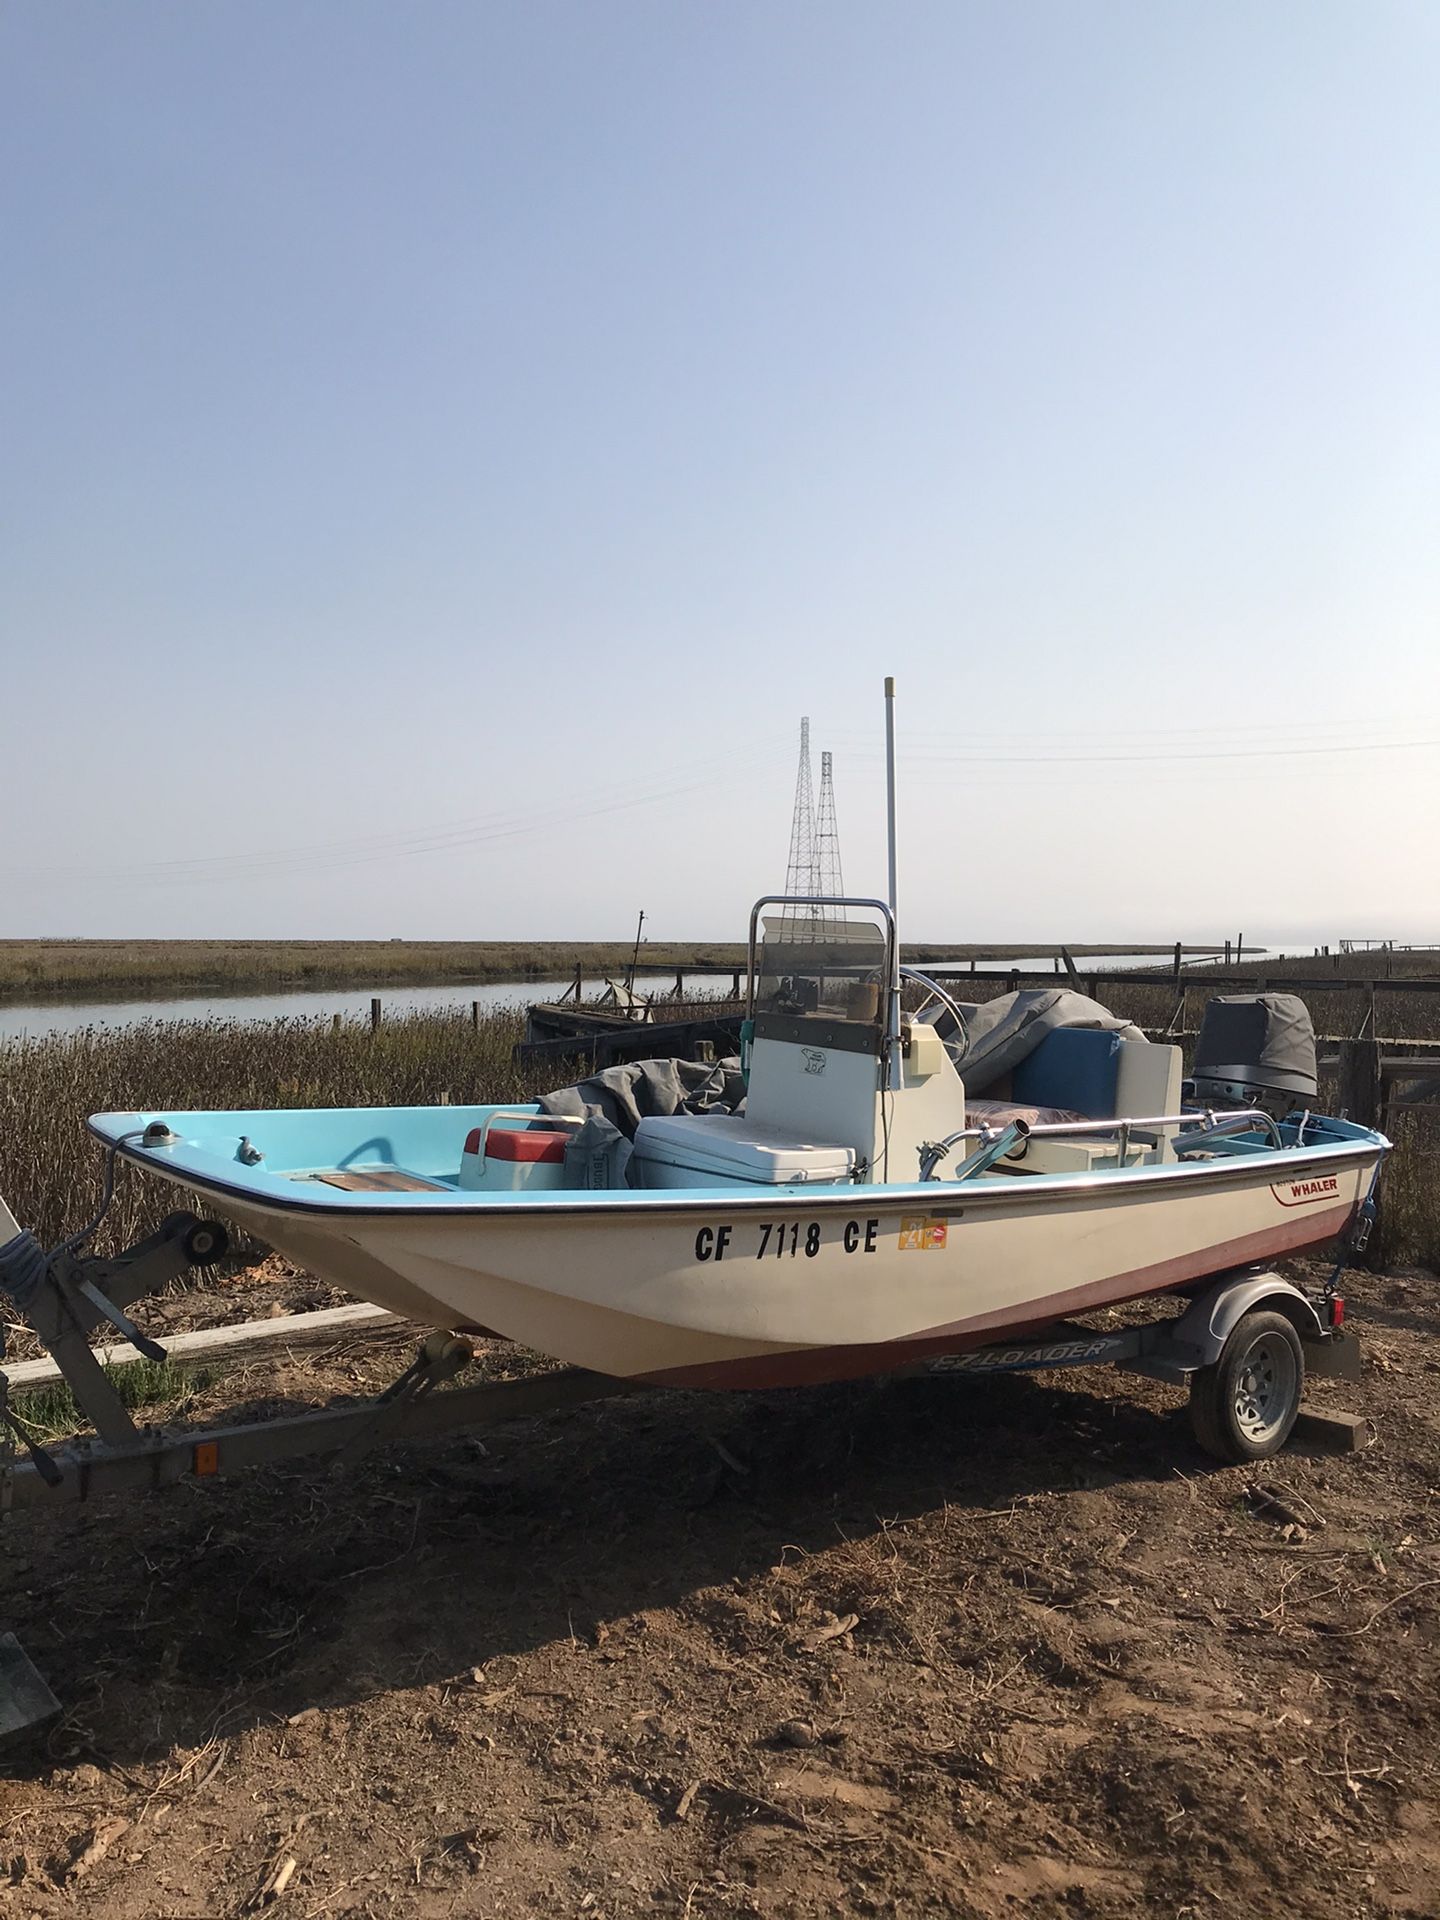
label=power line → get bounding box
[3,739,792,890]
[837,738,1439,767]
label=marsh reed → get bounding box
[1,987,1434,1272]
[0,1008,529,1253]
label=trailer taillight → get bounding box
[1329,1295,1345,1329]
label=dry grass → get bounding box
[0,939,1237,1002]
[0,939,751,1001]
[3,978,1434,1270]
[0,1007,530,1253]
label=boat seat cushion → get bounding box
[1011,1028,1122,1120]
[966,1098,1087,1130]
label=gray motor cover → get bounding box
[1192,994,1318,1105]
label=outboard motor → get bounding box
[1191,993,1318,1117]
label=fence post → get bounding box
[370,997,381,1031]
[332,1013,341,1033]
[471,1001,480,1030]
[1172,941,1182,988]
[1337,1036,1387,1268]
[1335,1038,1381,1129]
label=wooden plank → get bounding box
[1293,1408,1373,1453]
[514,1012,744,1072]
[301,1169,449,1193]
[3,1301,398,1389]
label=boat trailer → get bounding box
[0,1194,1364,1735]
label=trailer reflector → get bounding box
[193,1441,220,1476]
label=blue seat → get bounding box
[1011,1028,1122,1120]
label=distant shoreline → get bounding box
[0,938,1233,1006]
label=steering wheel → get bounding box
[900,967,970,1066]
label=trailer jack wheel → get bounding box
[1189,1309,1304,1464]
[180,1219,229,1268]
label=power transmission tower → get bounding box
[782,718,818,935]
[815,750,845,934]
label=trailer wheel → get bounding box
[1189,1309,1304,1463]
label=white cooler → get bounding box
[632,1113,857,1189]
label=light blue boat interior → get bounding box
[87,1102,1382,1214]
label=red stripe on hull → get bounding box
[641,1201,1355,1391]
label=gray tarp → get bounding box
[941,989,1146,1096]
[536,1057,745,1139]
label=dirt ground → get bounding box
[3,1258,1440,1920]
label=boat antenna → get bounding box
[884,677,898,918]
[883,676,902,1086]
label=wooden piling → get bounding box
[370,997,381,1031]
[471,1001,480,1029]
[1336,1038,1381,1129]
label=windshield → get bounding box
[752,912,889,1030]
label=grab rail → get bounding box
[919,1107,1283,1181]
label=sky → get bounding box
[3,1,1438,948]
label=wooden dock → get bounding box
[514,1009,745,1073]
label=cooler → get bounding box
[459,1122,573,1193]
[631,1113,857,1189]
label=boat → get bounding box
[87,684,1388,1400]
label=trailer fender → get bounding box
[1131,1271,1327,1383]
[1187,1271,1327,1356]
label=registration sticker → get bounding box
[898,1215,948,1251]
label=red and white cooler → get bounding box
[458,1119,575,1192]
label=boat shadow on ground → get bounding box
[13,1365,1225,1773]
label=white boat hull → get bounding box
[140,1140,1377,1389]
